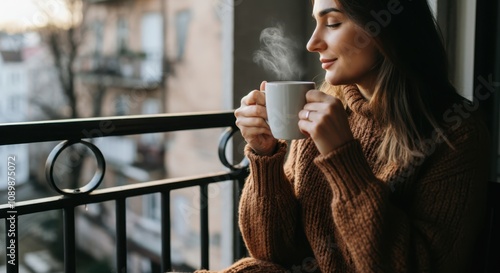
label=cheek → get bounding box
[359,45,380,69]
[331,29,370,60]
[345,40,379,72]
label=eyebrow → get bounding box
[312,7,342,18]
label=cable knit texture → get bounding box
[197,86,489,273]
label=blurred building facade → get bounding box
[0,48,30,189]
[74,0,230,272]
[1,0,230,272]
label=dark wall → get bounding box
[474,0,500,181]
[232,0,321,108]
[231,0,321,161]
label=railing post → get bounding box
[217,126,249,262]
[200,184,210,269]
[233,178,246,261]
[63,207,76,273]
[161,191,172,272]
[116,198,127,273]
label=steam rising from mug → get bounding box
[253,24,305,80]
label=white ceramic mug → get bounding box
[265,81,316,140]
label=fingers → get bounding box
[239,81,267,107]
[235,113,269,130]
[305,89,335,103]
[303,91,343,115]
[241,90,266,107]
[297,109,317,138]
[297,96,353,155]
[299,109,315,121]
[235,90,271,139]
[235,82,270,129]
[235,103,268,120]
[299,98,345,130]
[260,81,267,91]
[234,81,279,156]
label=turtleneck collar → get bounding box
[343,85,373,117]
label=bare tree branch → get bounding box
[29,99,66,120]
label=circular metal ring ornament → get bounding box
[45,139,106,195]
[218,127,249,171]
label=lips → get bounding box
[320,58,337,70]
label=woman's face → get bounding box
[307,0,380,90]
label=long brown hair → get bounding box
[321,0,460,166]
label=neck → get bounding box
[355,70,379,100]
[356,83,374,100]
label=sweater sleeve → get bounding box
[314,121,489,273]
[238,140,312,269]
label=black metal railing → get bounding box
[0,111,249,273]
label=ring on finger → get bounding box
[305,110,311,120]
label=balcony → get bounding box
[0,111,248,273]
[77,53,163,90]
[1,111,499,273]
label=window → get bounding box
[143,194,160,221]
[115,94,129,116]
[93,21,104,55]
[9,95,20,112]
[117,17,128,53]
[10,71,20,85]
[140,12,163,82]
[175,9,192,61]
[468,0,500,181]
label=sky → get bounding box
[0,0,81,33]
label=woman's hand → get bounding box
[298,90,353,156]
[235,81,278,156]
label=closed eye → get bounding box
[326,23,342,28]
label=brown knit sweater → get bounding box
[198,86,490,273]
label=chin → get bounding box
[325,73,342,86]
[325,71,355,87]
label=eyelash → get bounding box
[326,23,342,28]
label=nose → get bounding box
[307,29,326,52]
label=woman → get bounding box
[199,0,489,272]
